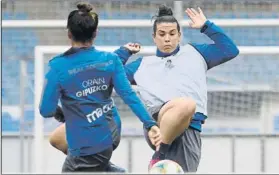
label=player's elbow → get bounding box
[231,45,240,58]
[39,100,57,117]
[227,44,239,59]
[39,107,55,118]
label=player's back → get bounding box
[50,47,117,156]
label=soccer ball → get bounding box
[149,160,184,174]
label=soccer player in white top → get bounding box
[123,5,239,172]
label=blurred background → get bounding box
[2,0,279,174]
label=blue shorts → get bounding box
[111,107,121,150]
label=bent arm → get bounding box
[39,63,61,118]
[113,46,133,64]
[112,56,156,129]
[124,57,142,84]
[191,20,240,70]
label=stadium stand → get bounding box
[2,0,279,132]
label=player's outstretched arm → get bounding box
[112,55,155,129]
[114,43,142,84]
[186,7,239,70]
[39,62,61,118]
[124,57,143,84]
[114,43,141,64]
[112,54,161,147]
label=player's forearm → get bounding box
[202,20,239,58]
[194,20,239,69]
[40,63,61,118]
[39,101,57,118]
[115,81,157,129]
[39,83,60,118]
[120,90,157,129]
[113,57,156,129]
[113,46,133,64]
[124,57,142,83]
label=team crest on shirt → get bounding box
[165,59,174,69]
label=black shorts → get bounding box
[62,147,113,173]
[143,104,202,172]
[107,111,121,151]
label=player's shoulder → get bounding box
[48,53,64,67]
[142,55,157,61]
[92,49,120,71]
[142,55,156,59]
[181,43,196,50]
[95,49,119,60]
[140,55,160,65]
[179,43,204,54]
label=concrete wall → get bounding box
[2,134,279,174]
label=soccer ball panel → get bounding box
[149,160,184,174]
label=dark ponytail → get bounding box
[67,2,99,43]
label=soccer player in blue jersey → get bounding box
[39,3,160,172]
[48,43,144,173]
[48,4,239,173]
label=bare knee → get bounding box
[157,98,196,143]
[159,97,196,123]
[49,131,59,147]
[49,124,68,154]
[177,97,196,116]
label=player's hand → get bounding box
[185,7,207,29]
[148,125,161,149]
[123,42,141,54]
[54,106,65,123]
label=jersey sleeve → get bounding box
[112,55,156,129]
[113,46,133,64]
[191,20,240,70]
[124,57,143,84]
[39,61,61,118]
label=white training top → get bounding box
[133,44,208,116]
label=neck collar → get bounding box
[156,45,180,57]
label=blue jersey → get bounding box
[39,47,156,156]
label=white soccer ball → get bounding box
[149,160,184,174]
